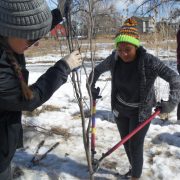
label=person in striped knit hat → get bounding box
[89,18,180,180]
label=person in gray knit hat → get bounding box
[0,0,82,179]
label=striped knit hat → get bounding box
[115,18,140,47]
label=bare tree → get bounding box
[170,8,180,21]
[71,0,118,38]
[132,0,179,16]
[57,1,104,179]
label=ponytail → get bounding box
[0,37,33,100]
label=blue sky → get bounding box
[46,0,57,9]
[46,0,180,21]
[114,0,180,18]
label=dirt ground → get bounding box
[25,36,177,58]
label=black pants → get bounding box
[115,110,150,178]
[177,65,180,120]
[177,104,180,120]
[0,165,12,180]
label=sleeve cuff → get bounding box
[55,59,71,74]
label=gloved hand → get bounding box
[157,100,176,114]
[91,87,102,100]
[57,0,69,18]
[63,50,82,71]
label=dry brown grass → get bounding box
[102,160,118,169]
[23,105,60,117]
[50,126,71,140]
[98,77,111,81]
[25,38,69,57]
[140,33,176,50]
[72,109,90,119]
[158,113,169,120]
[25,37,114,58]
[25,34,176,58]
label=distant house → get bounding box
[132,16,155,33]
[44,24,67,39]
[51,24,66,38]
[94,13,123,36]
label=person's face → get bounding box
[7,37,37,54]
[117,42,137,63]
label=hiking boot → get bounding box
[117,169,131,180]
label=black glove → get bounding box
[157,100,176,114]
[91,87,102,100]
[51,9,63,30]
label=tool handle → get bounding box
[99,109,161,162]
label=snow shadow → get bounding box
[151,118,175,126]
[152,132,180,147]
[95,110,114,123]
[13,151,116,180]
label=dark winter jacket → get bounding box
[0,9,70,172]
[0,51,70,172]
[177,28,180,68]
[90,47,180,122]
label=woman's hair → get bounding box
[0,36,33,100]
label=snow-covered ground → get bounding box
[12,45,180,180]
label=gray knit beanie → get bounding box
[0,0,53,40]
